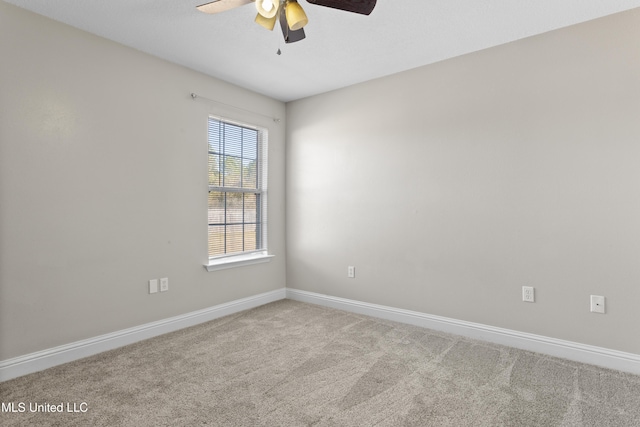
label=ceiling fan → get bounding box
[196,0,377,44]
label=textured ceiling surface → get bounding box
[6,0,640,102]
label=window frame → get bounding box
[204,115,273,272]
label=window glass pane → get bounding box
[208,225,225,257]
[227,194,243,224]
[208,153,220,186]
[208,191,225,222]
[223,155,242,188]
[243,129,258,160]
[244,223,257,251]
[242,159,257,189]
[243,193,257,223]
[208,120,222,154]
[224,124,243,158]
[225,224,243,253]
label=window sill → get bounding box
[204,253,274,272]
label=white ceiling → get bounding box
[6,0,640,102]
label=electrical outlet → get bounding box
[160,277,169,292]
[347,266,355,278]
[149,279,158,294]
[522,286,535,302]
[590,295,605,314]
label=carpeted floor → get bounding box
[1,299,639,426]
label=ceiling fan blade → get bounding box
[196,0,253,14]
[306,0,376,15]
[279,5,306,43]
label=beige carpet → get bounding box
[1,299,639,426]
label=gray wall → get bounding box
[0,2,286,360]
[286,9,640,354]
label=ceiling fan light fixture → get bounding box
[279,5,306,43]
[198,0,377,44]
[255,11,278,30]
[285,0,308,31]
[256,0,278,18]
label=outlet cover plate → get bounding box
[590,295,605,314]
[160,277,169,292]
[149,279,158,294]
[522,286,535,302]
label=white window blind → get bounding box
[207,117,268,260]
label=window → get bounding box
[206,117,271,271]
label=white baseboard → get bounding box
[286,288,640,375]
[4,287,639,382]
[0,288,286,382]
